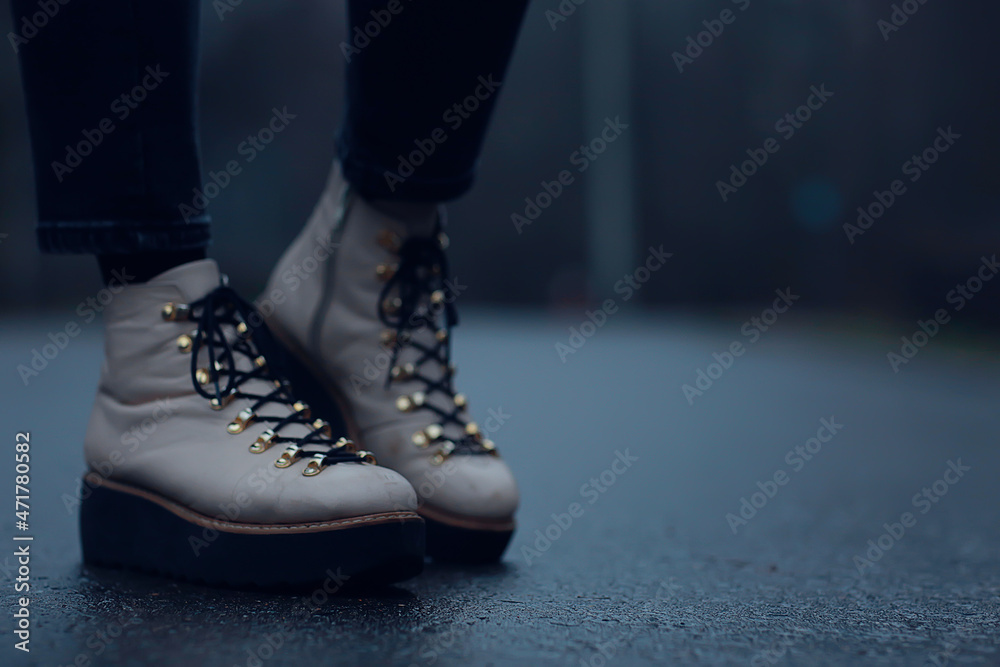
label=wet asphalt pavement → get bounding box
[1,311,998,666]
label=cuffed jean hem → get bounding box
[336,138,475,203]
[37,218,211,255]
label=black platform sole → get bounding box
[80,476,425,590]
[423,514,514,564]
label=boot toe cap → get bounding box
[416,455,519,524]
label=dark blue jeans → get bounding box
[11,0,528,255]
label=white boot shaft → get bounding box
[266,165,519,530]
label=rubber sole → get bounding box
[423,516,514,564]
[80,475,425,590]
[266,318,516,563]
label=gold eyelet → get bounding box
[195,368,211,385]
[293,401,311,419]
[210,392,235,410]
[177,334,193,352]
[430,290,446,305]
[396,395,414,412]
[380,330,397,346]
[453,393,467,408]
[334,437,356,452]
[435,330,448,343]
[383,297,402,315]
[482,439,498,455]
[430,441,455,466]
[357,450,378,465]
[437,232,449,249]
[249,429,276,453]
[254,355,267,369]
[464,421,479,436]
[302,453,327,477]
[391,363,416,381]
[412,431,429,447]
[376,263,396,281]
[162,302,190,321]
[236,322,249,337]
[274,444,301,468]
[227,408,255,434]
[311,419,332,437]
[425,424,443,441]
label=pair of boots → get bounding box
[80,166,518,587]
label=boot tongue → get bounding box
[147,259,223,302]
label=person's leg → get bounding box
[266,1,530,563]
[10,1,425,587]
[11,0,208,282]
[337,0,530,203]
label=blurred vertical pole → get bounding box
[581,0,637,297]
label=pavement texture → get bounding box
[0,311,998,666]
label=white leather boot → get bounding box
[264,164,518,562]
[80,259,424,588]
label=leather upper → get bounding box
[84,260,418,525]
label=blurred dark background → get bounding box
[1,0,998,331]
[3,5,1000,663]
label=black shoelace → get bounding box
[377,232,489,456]
[187,285,365,467]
